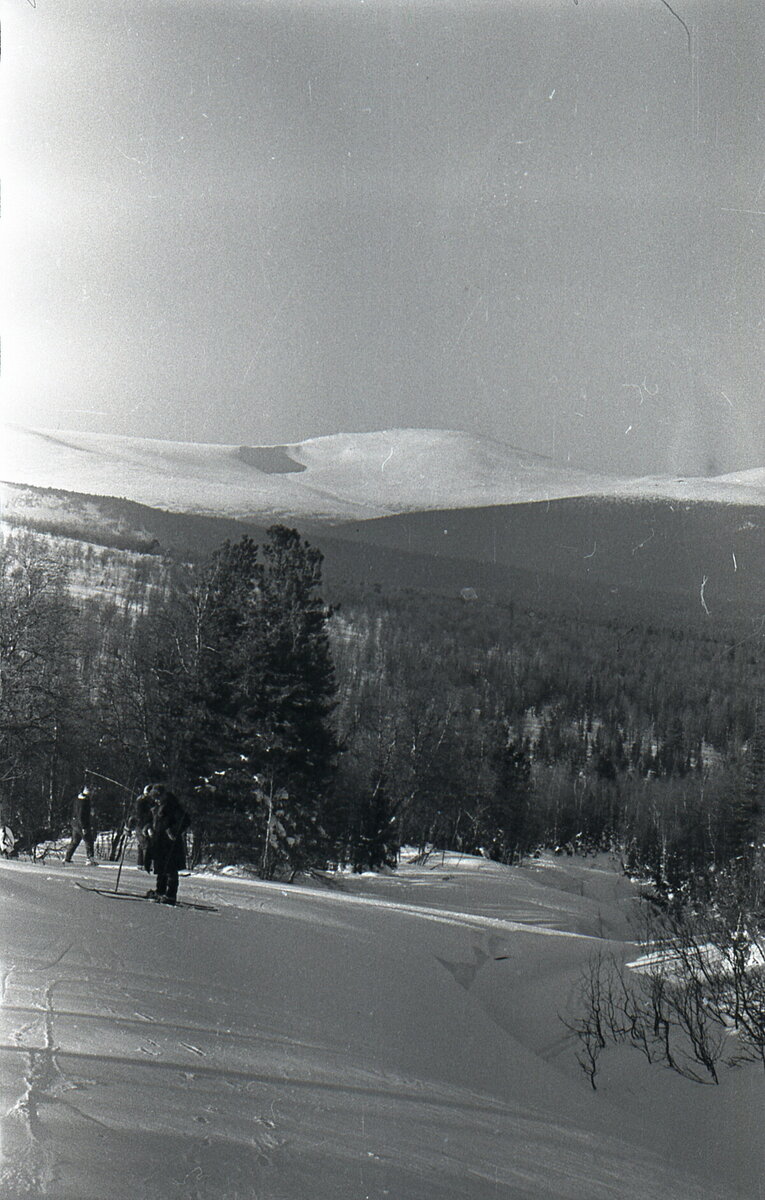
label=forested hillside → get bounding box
[2,526,763,896]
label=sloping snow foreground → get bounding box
[0,852,762,1199]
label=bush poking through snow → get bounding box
[565,898,765,1089]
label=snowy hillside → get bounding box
[4,423,765,527]
[0,850,762,1199]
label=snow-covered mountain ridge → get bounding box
[4,423,765,524]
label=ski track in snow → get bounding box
[1,976,115,1196]
[190,868,612,943]
[0,857,759,1199]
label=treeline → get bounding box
[0,528,340,878]
[329,586,764,890]
[1,531,763,888]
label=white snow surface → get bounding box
[1,850,762,1199]
[4,424,765,525]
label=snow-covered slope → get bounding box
[715,466,765,489]
[4,424,765,526]
[0,851,762,1199]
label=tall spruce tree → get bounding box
[187,527,339,875]
[185,536,264,854]
[251,527,340,875]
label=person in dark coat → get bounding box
[145,786,190,905]
[64,786,97,864]
[128,786,156,870]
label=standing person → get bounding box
[64,786,97,865]
[128,785,156,870]
[146,786,190,905]
[0,824,15,857]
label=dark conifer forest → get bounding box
[1,526,764,898]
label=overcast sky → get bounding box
[1,0,763,475]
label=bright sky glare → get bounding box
[1,0,763,475]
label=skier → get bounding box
[128,786,156,870]
[0,825,15,857]
[64,786,97,864]
[144,785,190,905]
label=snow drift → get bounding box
[0,851,762,1199]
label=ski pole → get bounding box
[84,769,134,794]
[84,770,135,885]
[114,823,130,894]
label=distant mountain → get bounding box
[4,423,765,524]
[3,424,765,614]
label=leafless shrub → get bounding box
[565,898,765,1089]
[563,951,609,1089]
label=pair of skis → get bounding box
[74,881,217,912]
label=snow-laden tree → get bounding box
[172,527,340,875]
